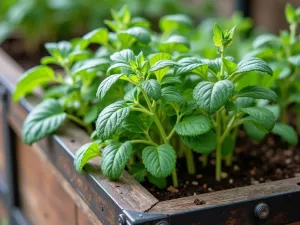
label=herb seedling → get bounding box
[250,4,300,128]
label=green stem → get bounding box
[219,50,225,80]
[67,114,92,134]
[131,140,157,146]
[131,107,152,116]
[172,169,178,187]
[140,86,179,187]
[215,111,222,181]
[185,148,196,174]
[290,22,297,44]
[225,154,232,167]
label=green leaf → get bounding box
[181,131,216,154]
[252,34,280,49]
[222,58,237,75]
[159,35,190,53]
[233,58,273,76]
[240,107,275,131]
[13,66,55,101]
[148,175,167,189]
[124,87,140,102]
[175,57,208,77]
[83,106,99,124]
[101,141,132,180]
[83,28,108,45]
[118,27,151,44]
[141,79,161,100]
[206,57,234,75]
[131,163,147,182]
[159,14,192,33]
[285,3,295,23]
[236,86,277,102]
[193,80,235,114]
[122,115,145,133]
[41,56,58,65]
[45,41,72,58]
[149,53,172,82]
[161,86,186,105]
[213,23,223,47]
[149,60,178,72]
[96,101,130,140]
[221,136,235,156]
[244,122,267,141]
[142,144,176,178]
[22,99,67,145]
[110,49,135,64]
[96,74,123,100]
[288,55,300,67]
[175,115,212,136]
[74,142,101,172]
[161,76,182,85]
[272,123,298,145]
[71,58,110,76]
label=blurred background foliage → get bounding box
[1,0,299,62]
[0,0,216,45]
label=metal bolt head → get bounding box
[118,214,126,225]
[156,221,169,225]
[255,203,270,219]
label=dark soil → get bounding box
[144,131,300,201]
[3,36,300,202]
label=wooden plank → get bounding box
[251,0,300,33]
[17,138,78,225]
[0,48,23,92]
[77,208,94,225]
[148,178,300,214]
[0,199,7,223]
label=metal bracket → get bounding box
[121,210,169,225]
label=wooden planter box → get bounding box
[0,48,299,225]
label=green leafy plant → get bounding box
[245,3,300,140]
[15,6,293,190]
[74,20,277,186]
[13,6,153,145]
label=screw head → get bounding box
[156,221,169,225]
[118,214,126,225]
[255,203,270,219]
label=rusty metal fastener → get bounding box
[156,221,169,225]
[255,203,270,219]
[118,214,126,225]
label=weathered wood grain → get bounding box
[149,178,300,214]
[17,138,77,225]
[0,199,7,223]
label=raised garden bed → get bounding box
[0,46,300,225]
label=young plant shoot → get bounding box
[250,4,300,131]
[14,6,290,189]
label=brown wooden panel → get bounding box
[17,138,77,225]
[77,208,93,225]
[0,200,7,224]
[7,98,158,213]
[149,178,300,214]
[252,0,300,33]
[287,223,300,225]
